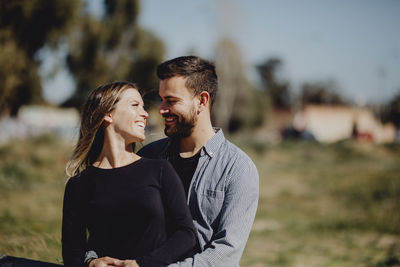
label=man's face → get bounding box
[159,76,198,138]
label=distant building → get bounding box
[301,105,395,144]
[0,105,80,144]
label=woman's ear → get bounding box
[198,91,210,113]
[104,113,113,123]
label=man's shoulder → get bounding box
[224,139,254,163]
[218,139,258,177]
[137,138,170,158]
[210,129,254,164]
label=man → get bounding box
[138,56,259,266]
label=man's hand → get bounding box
[88,256,124,267]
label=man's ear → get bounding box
[104,113,113,123]
[198,91,210,113]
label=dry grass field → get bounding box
[0,135,399,266]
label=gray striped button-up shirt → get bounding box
[138,128,259,267]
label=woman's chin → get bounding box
[126,137,145,147]
[134,135,145,143]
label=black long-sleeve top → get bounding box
[62,158,196,267]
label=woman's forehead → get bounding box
[119,88,142,101]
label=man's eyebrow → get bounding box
[160,95,179,100]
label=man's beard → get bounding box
[164,107,197,138]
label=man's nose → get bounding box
[159,102,169,115]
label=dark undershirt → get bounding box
[62,158,196,267]
[170,153,200,198]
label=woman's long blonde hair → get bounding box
[66,81,140,177]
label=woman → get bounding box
[62,81,196,267]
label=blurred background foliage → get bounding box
[0,0,80,116]
[0,0,165,115]
[63,0,165,109]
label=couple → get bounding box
[62,56,259,267]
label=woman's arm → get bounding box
[62,177,88,267]
[137,160,196,266]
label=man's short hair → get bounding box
[157,56,218,108]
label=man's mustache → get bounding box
[162,114,178,118]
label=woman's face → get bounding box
[108,88,148,144]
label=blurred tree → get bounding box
[63,0,165,110]
[250,84,271,128]
[213,37,247,132]
[257,58,291,109]
[212,38,269,133]
[300,80,347,106]
[0,0,81,116]
[228,80,270,132]
[381,90,400,128]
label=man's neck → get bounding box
[179,124,215,158]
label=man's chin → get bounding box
[164,127,189,138]
[164,127,176,137]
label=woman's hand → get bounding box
[88,257,139,267]
[88,256,124,267]
[121,260,140,267]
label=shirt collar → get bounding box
[201,128,225,158]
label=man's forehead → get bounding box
[160,76,186,86]
[159,77,192,96]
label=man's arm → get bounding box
[169,159,259,267]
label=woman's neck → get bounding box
[93,135,139,169]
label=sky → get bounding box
[42,0,400,105]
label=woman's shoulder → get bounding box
[65,168,92,187]
[139,157,170,167]
[138,157,176,176]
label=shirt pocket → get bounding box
[200,189,224,225]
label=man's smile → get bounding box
[163,114,178,125]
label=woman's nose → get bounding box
[141,106,148,118]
